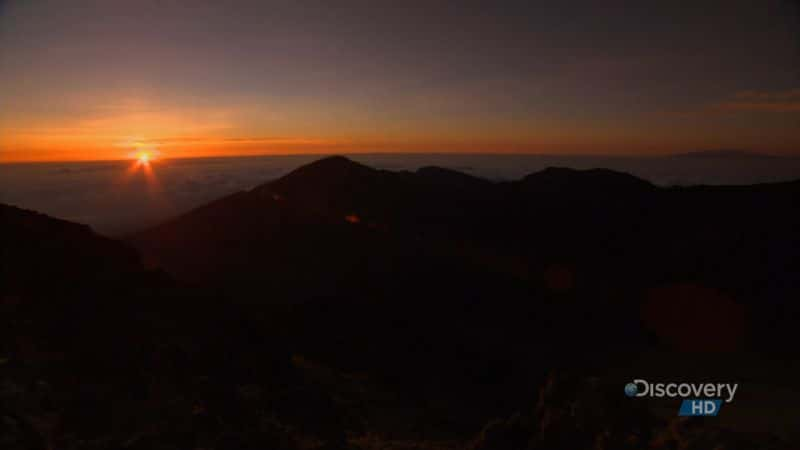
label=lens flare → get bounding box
[119,147,163,196]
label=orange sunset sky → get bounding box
[1,1,799,162]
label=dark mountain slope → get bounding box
[128,156,799,293]
[1,204,142,296]
[253,155,496,229]
[520,166,656,194]
[128,157,800,356]
[415,165,493,192]
[131,158,665,286]
[129,190,286,280]
[130,156,504,286]
[0,204,339,450]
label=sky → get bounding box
[1,0,799,162]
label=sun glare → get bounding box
[122,148,162,193]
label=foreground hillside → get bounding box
[2,156,799,449]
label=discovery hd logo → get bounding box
[624,379,739,416]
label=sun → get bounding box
[135,150,155,164]
[123,148,162,192]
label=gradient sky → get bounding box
[1,0,799,162]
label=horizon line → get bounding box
[0,149,793,165]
